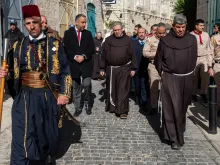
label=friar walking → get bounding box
[100,21,137,119]
[154,14,197,150]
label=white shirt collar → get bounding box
[75,26,80,32]
[29,32,46,41]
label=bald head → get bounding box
[41,15,48,30]
[138,28,147,40]
[156,23,166,39]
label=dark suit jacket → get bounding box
[132,40,149,77]
[63,27,95,78]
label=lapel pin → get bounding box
[52,47,57,51]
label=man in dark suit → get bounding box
[64,14,95,117]
[132,28,148,107]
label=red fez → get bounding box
[22,5,41,19]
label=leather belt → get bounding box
[215,60,220,64]
[22,71,46,88]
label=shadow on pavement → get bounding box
[188,102,220,132]
[98,88,106,102]
[188,115,209,132]
[3,93,11,101]
[80,92,96,109]
[56,117,82,159]
[139,107,165,143]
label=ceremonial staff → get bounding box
[0,38,9,130]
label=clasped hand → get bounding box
[75,55,84,63]
[57,95,69,105]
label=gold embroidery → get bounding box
[15,38,25,79]
[26,46,31,70]
[46,38,49,76]
[23,93,28,158]
[13,41,18,51]
[14,58,19,79]
[51,41,60,74]
[64,75,72,97]
[37,43,45,67]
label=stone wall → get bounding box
[92,0,104,34]
[102,0,176,33]
[80,0,105,35]
[36,0,60,31]
[197,0,207,22]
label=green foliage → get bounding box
[104,20,115,29]
[104,20,125,29]
[173,0,196,15]
[173,0,185,14]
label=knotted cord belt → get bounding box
[22,71,46,88]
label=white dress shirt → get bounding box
[75,26,82,45]
[29,32,46,41]
[74,26,87,60]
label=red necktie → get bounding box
[77,30,81,44]
[194,30,203,45]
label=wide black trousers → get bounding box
[161,72,194,146]
[10,86,59,165]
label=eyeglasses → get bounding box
[113,29,122,32]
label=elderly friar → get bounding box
[100,21,137,119]
[154,14,197,150]
[0,5,72,165]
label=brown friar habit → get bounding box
[100,32,137,115]
[92,37,103,79]
[154,29,197,146]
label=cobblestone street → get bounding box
[0,80,220,165]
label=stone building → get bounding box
[79,0,105,37]
[102,0,177,33]
[2,0,104,38]
[197,0,220,34]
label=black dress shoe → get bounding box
[171,142,181,150]
[86,109,92,115]
[85,105,92,115]
[135,96,140,105]
[73,110,82,117]
[201,94,208,103]
[46,155,56,165]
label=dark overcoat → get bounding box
[63,27,95,78]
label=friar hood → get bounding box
[161,29,196,50]
[105,31,131,47]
